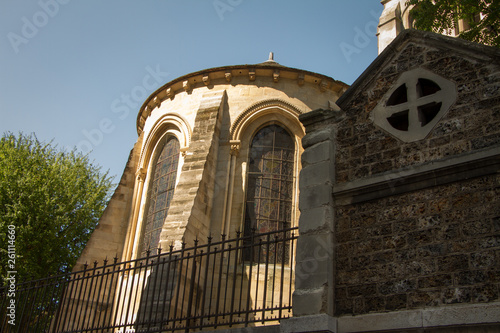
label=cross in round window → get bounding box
[372,68,457,142]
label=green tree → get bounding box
[407,0,500,47]
[0,133,113,282]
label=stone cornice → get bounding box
[137,64,349,135]
[334,145,500,205]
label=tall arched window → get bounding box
[138,136,180,257]
[244,124,295,260]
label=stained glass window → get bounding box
[139,136,180,258]
[244,124,295,262]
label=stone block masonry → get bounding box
[159,90,226,249]
[334,173,500,315]
[335,38,500,184]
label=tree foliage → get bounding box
[407,0,500,47]
[0,133,113,282]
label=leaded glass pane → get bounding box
[139,136,180,258]
[244,124,294,263]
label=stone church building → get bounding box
[64,1,500,332]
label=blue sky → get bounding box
[0,0,382,181]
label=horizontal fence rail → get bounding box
[1,227,298,333]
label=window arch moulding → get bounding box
[129,113,191,260]
[138,113,192,170]
[230,99,306,144]
[226,99,305,237]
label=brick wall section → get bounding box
[335,42,500,184]
[159,90,225,249]
[334,173,500,315]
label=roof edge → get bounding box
[337,29,500,109]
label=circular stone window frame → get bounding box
[371,67,457,142]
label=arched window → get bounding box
[244,124,295,260]
[138,136,180,258]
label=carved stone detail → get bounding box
[229,140,240,156]
[166,87,174,99]
[273,70,280,83]
[153,96,161,109]
[249,69,256,81]
[225,71,232,82]
[203,75,210,86]
[136,168,147,182]
[297,73,305,86]
[183,80,191,92]
[319,80,329,92]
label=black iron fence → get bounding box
[1,227,297,332]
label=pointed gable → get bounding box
[334,29,500,184]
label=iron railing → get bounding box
[1,227,297,332]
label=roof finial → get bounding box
[269,52,274,61]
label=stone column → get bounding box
[282,109,341,333]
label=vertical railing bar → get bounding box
[43,275,65,332]
[39,276,60,332]
[262,233,271,323]
[229,232,240,326]
[54,274,73,333]
[238,233,246,316]
[254,238,262,315]
[222,243,232,319]
[123,262,138,331]
[270,236,279,313]
[289,231,296,313]
[14,282,26,331]
[207,245,218,327]
[160,245,174,331]
[185,239,199,332]
[138,250,151,326]
[244,231,255,325]
[200,236,212,329]
[17,281,33,331]
[101,257,118,333]
[179,251,191,326]
[130,261,144,329]
[24,278,44,330]
[111,263,125,329]
[169,251,181,331]
[92,258,108,330]
[85,261,100,331]
[83,262,99,331]
[172,243,185,328]
[75,264,92,331]
[193,248,204,329]
[147,248,161,331]
[17,280,35,330]
[279,229,287,319]
[38,277,59,330]
[68,271,85,332]
[214,235,226,328]
[152,254,168,332]
[32,278,50,332]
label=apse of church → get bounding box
[75,53,349,269]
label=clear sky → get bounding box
[0,0,382,181]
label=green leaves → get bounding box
[0,133,113,283]
[407,0,500,48]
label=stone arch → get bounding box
[138,113,191,171]
[230,99,305,143]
